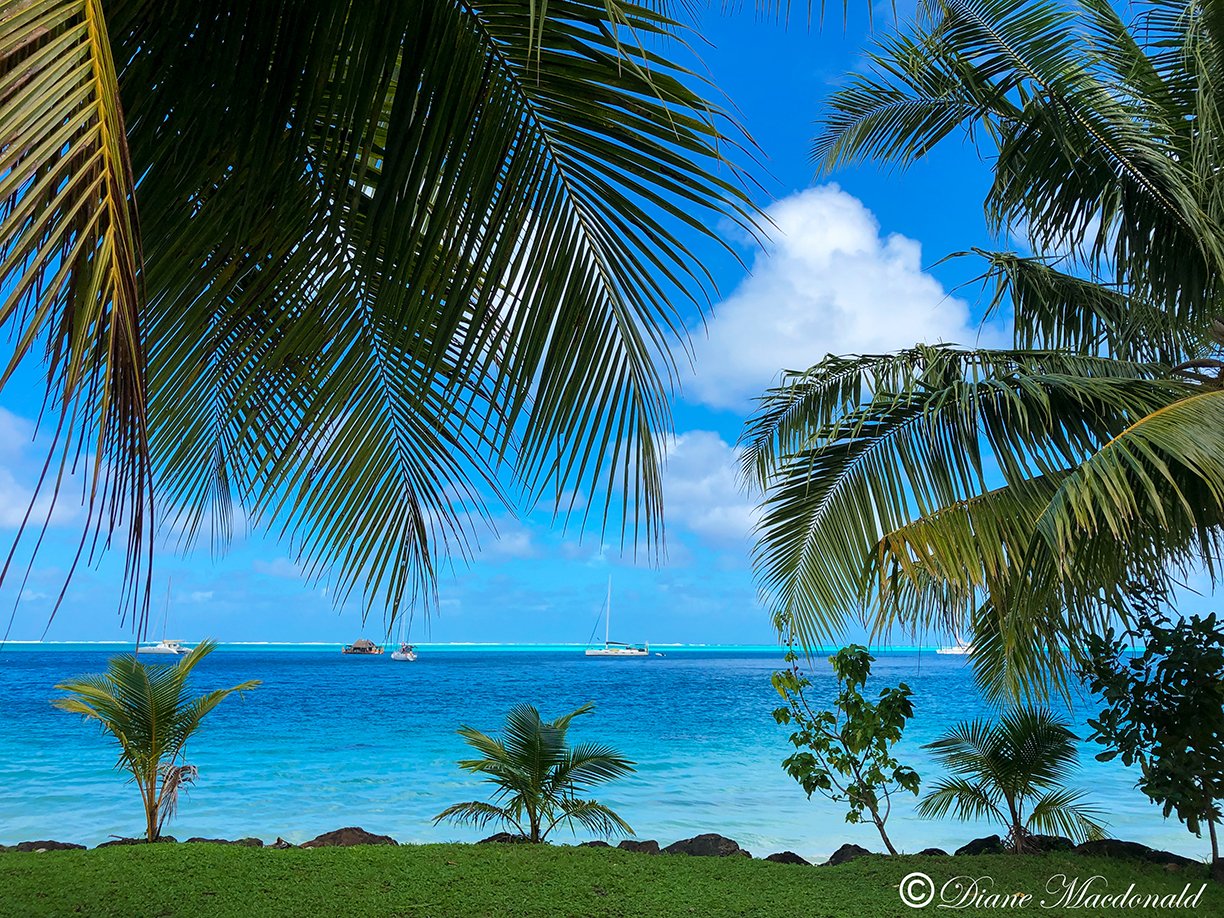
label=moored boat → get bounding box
[136,639,189,656]
[584,578,649,657]
[390,642,417,662]
[342,638,384,655]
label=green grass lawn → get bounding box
[0,843,1217,918]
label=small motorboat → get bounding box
[391,643,417,662]
[342,638,384,655]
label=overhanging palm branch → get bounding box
[4,0,759,630]
[0,0,152,629]
[749,0,1224,698]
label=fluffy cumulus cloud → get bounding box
[684,184,1004,410]
[660,431,757,545]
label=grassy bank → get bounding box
[0,843,1216,918]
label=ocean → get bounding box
[0,645,1205,862]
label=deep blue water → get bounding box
[0,646,1206,862]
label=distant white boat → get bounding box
[937,636,973,655]
[391,643,417,662]
[585,578,649,657]
[137,582,190,656]
[136,639,189,656]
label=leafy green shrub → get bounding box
[772,645,919,854]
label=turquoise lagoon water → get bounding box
[0,645,1205,862]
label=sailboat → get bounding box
[136,582,190,656]
[584,578,648,657]
[390,613,417,662]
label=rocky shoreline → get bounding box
[2,827,1218,878]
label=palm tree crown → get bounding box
[54,640,259,841]
[917,707,1105,852]
[434,701,635,843]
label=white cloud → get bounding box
[185,590,214,603]
[661,431,757,545]
[684,184,1004,410]
[253,557,303,578]
[478,520,537,560]
[19,589,48,603]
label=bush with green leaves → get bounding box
[918,707,1104,853]
[434,702,634,843]
[54,640,259,841]
[1083,611,1224,862]
[771,644,919,855]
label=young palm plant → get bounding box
[434,702,634,843]
[54,640,259,841]
[917,708,1105,853]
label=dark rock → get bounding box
[270,837,296,849]
[1073,839,1195,868]
[579,840,611,848]
[301,827,397,848]
[956,835,1006,856]
[95,836,176,848]
[15,840,85,852]
[186,837,263,847]
[1150,850,1198,868]
[618,839,660,855]
[663,834,751,858]
[1026,835,1074,854]
[478,832,531,844]
[825,843,872,866]
[1211,858,1224,884]
[916,848,948,856]
[1074,839,1152,860]
[765,851,810,865]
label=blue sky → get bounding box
[2,8,1210,645]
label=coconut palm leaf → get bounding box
[0,0,152,629]
[1026,786,1105,841]
[747,346,1189,680]
[4,0,760,630]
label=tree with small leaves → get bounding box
[772,644,919,855]
[1082,611,1224,862]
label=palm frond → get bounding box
[0,0,152,632]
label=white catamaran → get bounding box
[585,578,649,657]
[136,582,190,656]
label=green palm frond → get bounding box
[432,801,524,835]
[747,346,1187,677]
[97,0,760,626]
[0,0,152,629]
[545,798,635,839]
[915,776,1004,823]
[1026,786,1106,841]
[5,0,761,630]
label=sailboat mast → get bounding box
[605,576,611,646]
[161,580,172,640]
